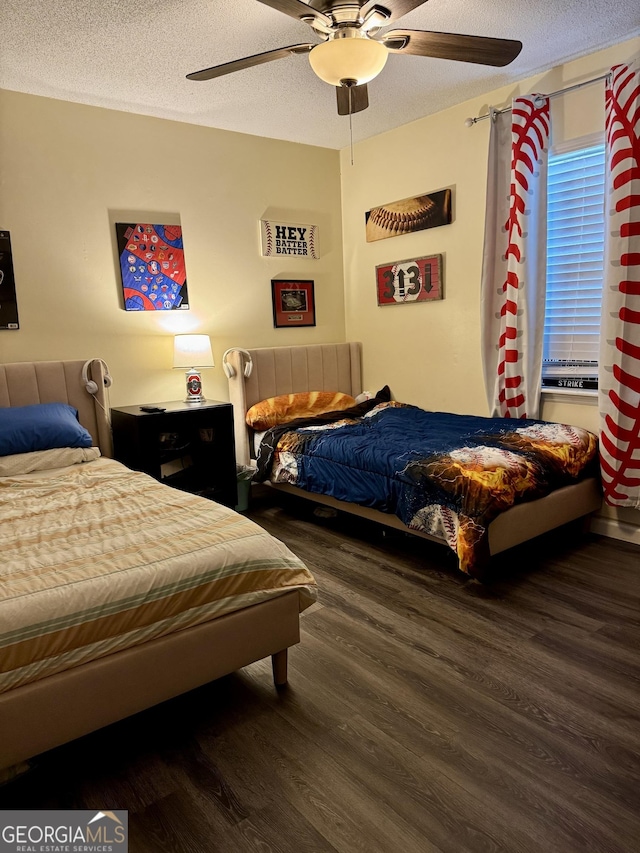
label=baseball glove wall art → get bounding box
[365,188,452,242]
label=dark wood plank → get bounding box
[1,486,639,853]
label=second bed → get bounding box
[228,342,601,577]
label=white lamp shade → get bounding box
[309,37,388,86]
[173,334,214,369]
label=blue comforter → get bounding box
[255,401,598,574]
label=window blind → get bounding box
[543,143,605,390]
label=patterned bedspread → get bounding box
[255,402,598,574]
[0,458,317,694]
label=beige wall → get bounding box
[0,91,345,407]
[340,37,640,542]
[2,38,638,541]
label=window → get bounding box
[543,137,605,392]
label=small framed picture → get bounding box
[271,279,316,328]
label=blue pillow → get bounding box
[0,403,93,457]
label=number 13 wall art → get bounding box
[375,254,443,306]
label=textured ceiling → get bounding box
[1,0,639,150]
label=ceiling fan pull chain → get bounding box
[349,86,354,166]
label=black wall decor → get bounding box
[0,230,19,330]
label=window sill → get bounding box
[541,387,598,405]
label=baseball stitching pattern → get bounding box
[263,220,274,256]
[600,62,640,506]
[495,95,550,418]
[308,225,318,259]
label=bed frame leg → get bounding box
[271,649,288,687]
[580,513,593,534]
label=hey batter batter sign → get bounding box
[261,220,319,259]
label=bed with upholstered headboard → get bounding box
[0,359,114,456]
[227,342,602,575]
[228,342,363,466]
[0,359,316,774]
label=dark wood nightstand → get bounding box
[111,400,237,508]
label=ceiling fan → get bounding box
[187,0,522,116]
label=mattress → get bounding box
[0,457,317,694]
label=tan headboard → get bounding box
[0,359,113,457]
[228,343,363,466]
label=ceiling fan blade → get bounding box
[257,0,333,27]
[336,83,369,115]
[187,44,314,81]
[359,0,430,25]
[382,29,522,66]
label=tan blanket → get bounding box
[0,458,316,693]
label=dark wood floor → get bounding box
[2,486,640,852]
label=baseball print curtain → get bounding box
[599,60,640,508]
[481,96,551,418]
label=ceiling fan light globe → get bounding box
[309,37,387,87]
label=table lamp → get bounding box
[173,334,214,403]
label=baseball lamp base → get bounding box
[184,369,205,404]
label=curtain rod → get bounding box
[464,71,611,126]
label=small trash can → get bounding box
[235,464,255,512]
